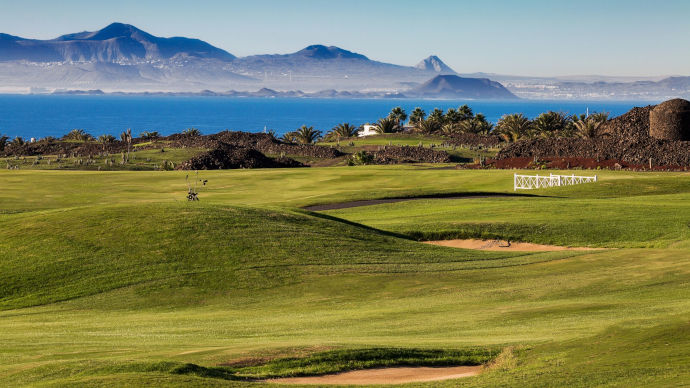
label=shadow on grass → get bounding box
[302,191,555,212]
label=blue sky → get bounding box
[2,0,689,76]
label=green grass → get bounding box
[0,148,205,171]
[0,167,689,386]
[231,348,498,378]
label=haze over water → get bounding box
[0,95,658,139]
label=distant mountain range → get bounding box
[0,22,689,100]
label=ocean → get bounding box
[0,94,659,139]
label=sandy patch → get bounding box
[425,239,601,252]
[266,366,481,385]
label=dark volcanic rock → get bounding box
[599,105,654,139]
[177,144,305,170]
[166,131,343,159]
[446,133,503,147]
[496,137,690,167]
[370,146,452,164]
[649,99,690,141]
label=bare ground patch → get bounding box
[425,239,604,252]
[266,365,481,385]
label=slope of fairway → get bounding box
[0,203,555,310]
[1,168,689,387]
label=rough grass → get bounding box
[0,167,689,386]
[231,348,498,378]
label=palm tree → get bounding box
[409,107,426,127]
[374,117,399,134]
[428,108,445,123]
[495,113,532,142]
[441,122,461,135]
[98,134,116,151]
[182,128,201,137]
[325,123,358,141]
[0,135,8,151]
[294,125,322,144]
[63,129,93,141]
[281,131,298,143]
[388,107,407,126]
[417,119,441,134]
[457,104,474,121]
[140,131,160,140]
[120,129,133,162]
[572,112,609,138]
[532,111,570,138]
[444,108,461,124]
[11,136,25,146]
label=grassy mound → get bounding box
[1,203,553,310]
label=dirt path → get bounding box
[425,239,602,251]
[303,194,521,211]
[266,366,481,385]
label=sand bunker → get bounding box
[425,239,600,252]
[266,366,481,385]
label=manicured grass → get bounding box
[0,167,689,386]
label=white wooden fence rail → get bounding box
[514,173,597,190]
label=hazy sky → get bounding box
[2,0,689,76]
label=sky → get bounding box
[1,0,689,77]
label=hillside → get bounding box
[0,22,236,63]
[408,74,519,99]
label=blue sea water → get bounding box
[0,94,659,139]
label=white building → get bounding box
[358,124,378,137]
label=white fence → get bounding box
[514,173,597,190]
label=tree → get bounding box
[182,128,201,137]
[445,105,474,125]
[388,107,407,126]
[458,114,494,135]
[532,111,570,138]
[428,108,445,123]
[444,108,461,124]
[0,135,8,151]
[120,129,133,162]
[281,131,298,143]
[63,129,94,141]
[441,122,461,135]
[98,134,116,151]
[294,125,322,144]
[324,123,358,141]
[374,117,399,134]
[140,131,160,140]
[409,107,426,127]
[495,113,532,142]
[572,112,609,138]
[417,118,441,134]
[98,134,116,143]
[473,113,494,135]
[457,104,474,121]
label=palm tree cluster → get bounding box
[62,129,94,142]
[282,125,323,144]
[411,105,493,135]
[323,123,358,142]
[495,111,609,142]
